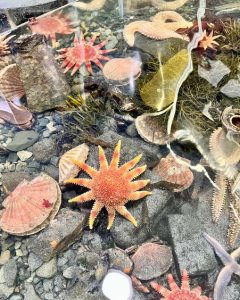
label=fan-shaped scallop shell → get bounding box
[59,143,89,184]
[209,127,240,167]
[153,154,193,192]
[0,173,61,236]
[135,114,175,145]
[103,57,142,84]
[0,64,25,102]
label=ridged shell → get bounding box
[103,57,142,84]
[59,143,89,184]
[153,154,193,192]
[135,114,175,145]
[0,64,25,102]
[0,174,61,236]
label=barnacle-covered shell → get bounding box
[0,174,61,236]
[135,114,175,145]
[131,243,173,280]
[153,154,193,192]
[59,143,89,184]
[221,107,240,144]
[103,57,142,84]
[0,64,25,102]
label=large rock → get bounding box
[65,281,106,300]
[2,171,37,193]
[36,258,57,279]
[168,214,217,276]
[24,284,41,300]
[27,208,88,262]
[32,138,56,164]
[6,131,39,152]
[3,259,17,287]
[220,79,240,98]
[222,283,240,300]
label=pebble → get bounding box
[32,138,56,164]
[6,131,39,152]
[47,122,57,133]
[3,259,17,287]
[63,266,79,279]
[9,294,24,300]
[36,258,57,279]
[24,284,41,300]
[0,250,11,265]
[17,150,33,162]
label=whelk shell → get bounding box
[59,143,89,184]
[0,174,61,236]
[102,57,142,84]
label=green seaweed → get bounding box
[140,49,189,111]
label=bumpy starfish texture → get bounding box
[198,30,221,50]
[65,140,151,229]
[150,270,211,300]
[204,233,240,300]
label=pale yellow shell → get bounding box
[59,143,89,184]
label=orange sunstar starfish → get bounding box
[64,140,151,229]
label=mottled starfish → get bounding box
[204,233,240,300]
[65,140,151,229]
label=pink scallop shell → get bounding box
[0,173,61,235]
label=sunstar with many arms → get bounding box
[64,140,151,229]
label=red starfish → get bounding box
[57,34,116,76]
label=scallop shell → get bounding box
[0,64,25,102]
[135,114,175,145]
[153,154,193,192]
[59,143,89,184]
[103,57,142,84]
[0,173,61,236]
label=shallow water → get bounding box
[0,0,239,300]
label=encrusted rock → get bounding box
[105,248,133,273]
[27,208,88,262]
[132,243,172,280]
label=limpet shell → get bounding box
[103,57,142,84]
[0,173,61,236]
[59,143,89,184]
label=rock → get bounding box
[0,283,14,298]
[9,294,24,300]
[126,123,138,137]
[28,208,88,262]
[46,122,57,133]
[110,188,173,248]
[63,266,79,279]
[7,152,19,163]
[17,150,33,162]
[36,258,57,278]
[28,253,43,272]
[24,284,41,300]
[32,138,56,164]
[132,243,173,280]
[81,232,103,254]
[3,259,17,287]
[222,283,240,300]
[65,281,106,300]
[77,250,100,269]
[43,165,59,181]
[168,214,217,275]
[0,250,10,265]
[6,131,39,152]
[105,248,133,273]
[2,171,36,192]
[220,79,240,98]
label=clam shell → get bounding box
[103,57,142,84]
[153,154,193,192]
[135,114,175,145]
[0,64,25,102]
[59,143,89,184]
[0,173,61,236]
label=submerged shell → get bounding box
[153,154,193,192]
[59,143,89,184]
[0,64,25,101]
[135,114,175,145]
[0,174,61,236]
[103,57,142,84]
[221,107,240,144]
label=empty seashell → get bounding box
[135,114,175,145]
[0,64,25,102]
[221,107,240,144]
[59,143,89,184]
[0,174,61,236]
[103,57,142,84]
[153,154,193,192]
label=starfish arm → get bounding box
[167,273,180,291]
[231,246,240,260]
[70,158,97,177]
[204,233,233,265]
[181,270,190,290]
[98,145,108,169]
[116,206,138,227]
[110,140,121,168]
[92,59,104,69]
[126,165,147,181]
[119,154,142,172]
[64,178,92,189]
[214,265,233,300]
[129,191,152,201]
[106,207,116,230]
[89,201,104,229]
[68,191,94,203]
[130,180,150,191]
[150,281,171,297]
[71,62,82,76]
[192,286,203,296]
